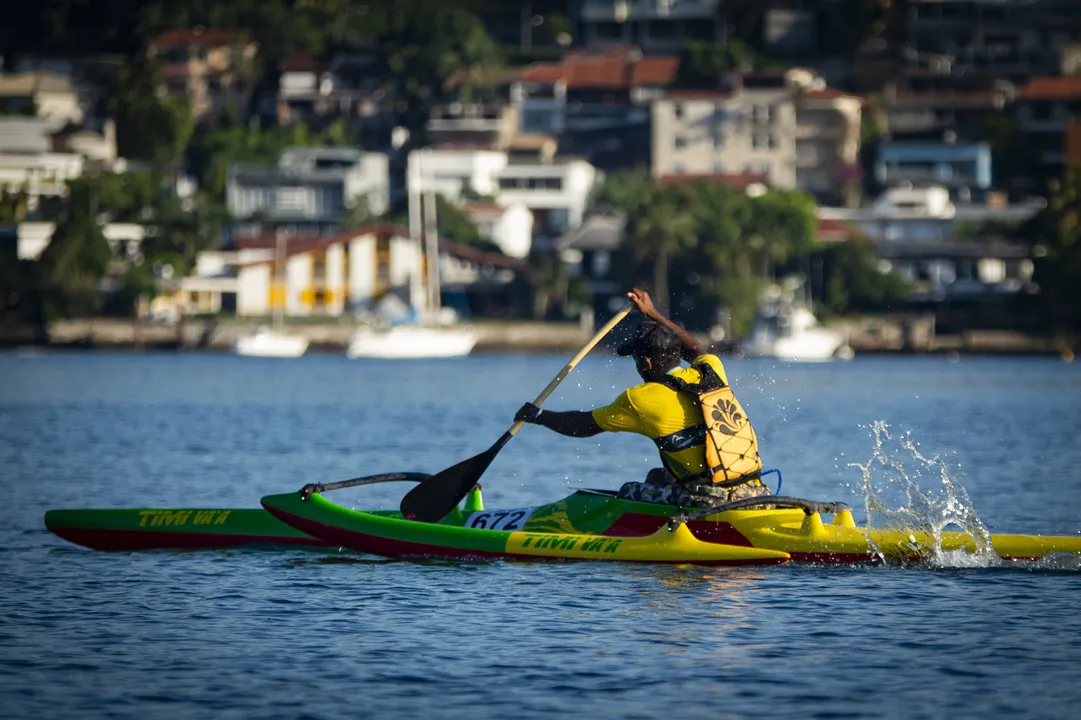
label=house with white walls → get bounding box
[163,224,524,319]
[408,147,599,256]
[463,202,534,259]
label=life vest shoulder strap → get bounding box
[655,362,726,397]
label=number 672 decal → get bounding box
[465,507,536,531]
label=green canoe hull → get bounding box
[260,490,792,565]
[44,508,330,551]
[261,487,1081,565]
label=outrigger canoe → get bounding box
[44,481,1081,565]
[260,484,1081,566]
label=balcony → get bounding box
[580,0,720,22]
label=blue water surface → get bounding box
[1,351,1080,719]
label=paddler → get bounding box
[514,288,772,509]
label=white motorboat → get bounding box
[346,324,476,359]
[741,283,853,362]
[235,326,309,358]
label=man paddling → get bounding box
[514,288,772,509]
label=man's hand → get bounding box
[627,288,658,319]
[514,402,544,424]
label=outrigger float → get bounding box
[45,472,1081,566]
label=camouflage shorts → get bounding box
[617,468,773,509]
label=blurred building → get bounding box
[227,147,389,238]
[408,147,598,254]
[821,186,1044,246]
[511,46,678,170]
[903,0,1081,83]
[651,71,800,188]
[573,0,725,53]
[167,224,523,318]
[875,141,992,201]
[274,51,387,130]
[148,27,258,127]
[794,86,862,204]
[1068,121,1081,167]
[1014,76,1081,187]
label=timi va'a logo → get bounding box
[709,398,745,436]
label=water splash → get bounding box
[850,421,998,568]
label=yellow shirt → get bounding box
[592,354,730,479]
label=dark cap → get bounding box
[616,318,681,358]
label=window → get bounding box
[673,103,684,119]
[711,131,724,150]
[547,208,570,233]
[752,134,775,150]
[752,105,772,124]
[675,136,688,149]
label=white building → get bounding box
[821,186,1045,244]
[15,221,148,261]
[0,72,85,126]
[227,147,389,236]
[408,148,599,255]
[463,202,534,259]
[165,224,522,318]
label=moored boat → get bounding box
[44,507,329,551]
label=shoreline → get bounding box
[0,317,1074,357]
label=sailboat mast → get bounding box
[423,150,441,315]
[275,228,286,329]
[408,183,424,313]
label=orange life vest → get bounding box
[657,362,762,486]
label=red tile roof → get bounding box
[236,225,523,269]
[663,89,732,101]
[281,52,323,73]
[150,28,247,48]
[519,49,679,90]
[817,218,862,241]
[658,172,767,191]
[1018,76,1081,101]
[803,87,861,101]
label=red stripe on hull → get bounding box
[49,527,330,552]
[265,508,789,566]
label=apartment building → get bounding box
[511,45,678,169]
[875,142,992,200]
[1014,76,1081,187]
[904,0,1081,82]
[651,74,799,189]
[227,147,389,237]
[795,87,862,202]
[409,147,599,255]
[574,0,725,53]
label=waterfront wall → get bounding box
[0,316,1071,355]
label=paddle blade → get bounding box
[400,444,500,523]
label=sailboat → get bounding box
[234,230,310,358]
[346,153,477,359]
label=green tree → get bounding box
[110,61,194,167]
[674,41,758,88]
[36,180,114,318]
[816,238,912,316]
[1024,166,1081,335]
[378,3,504,149]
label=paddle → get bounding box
[399,306,634,522]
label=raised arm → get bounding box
[627,288,704,361]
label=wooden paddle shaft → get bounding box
[508,306,633,437]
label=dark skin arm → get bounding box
[514,287,702,436]
[513,406,604,438]
[626,287,704,361]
